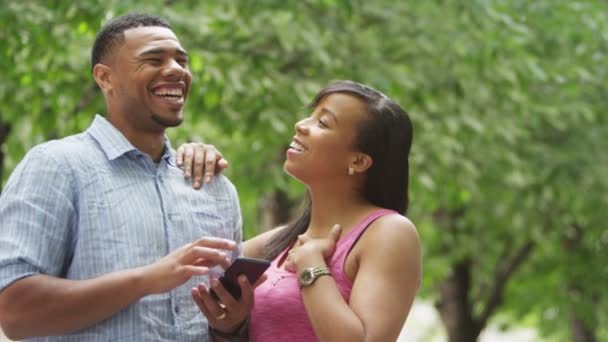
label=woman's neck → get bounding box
[307,186,376,238]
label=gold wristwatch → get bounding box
[298,267,332,288]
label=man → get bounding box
[0,13,252,341]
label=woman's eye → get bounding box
[318,120,328,128]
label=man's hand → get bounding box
[140,237,236,295]
[176,143,229,189]
[192,274,267,334]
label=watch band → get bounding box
[299,266,332,288]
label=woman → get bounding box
[187,81,421,341]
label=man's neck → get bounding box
[107,115,167,163]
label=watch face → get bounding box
[301,269,313,284]
[299,267,331,287]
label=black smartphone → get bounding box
[211,257,270,300]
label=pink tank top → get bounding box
[249,209,396,341]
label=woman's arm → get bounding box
[242,226,287,258]
[293,215,421,341]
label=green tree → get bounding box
[1,1,606,341]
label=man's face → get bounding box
[108,26,192,131]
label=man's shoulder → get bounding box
[28,131,99,164]
[194,173,239,204]
[209,174,237,193]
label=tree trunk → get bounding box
[436,259,482,342]
[259,190,292,231]
[434,208,533,342]
[570,315,596,342]
[563,224,598,342]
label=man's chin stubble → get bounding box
[151,114,184,128]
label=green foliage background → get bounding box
[1,0,606,340]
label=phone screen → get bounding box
[211,257,270,300]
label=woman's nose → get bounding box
[295,120,309,134]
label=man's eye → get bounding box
[147,58,162,64]
[177,59,188,67]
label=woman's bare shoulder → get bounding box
[360,213,420,258]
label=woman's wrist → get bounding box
[295,252,326,273]
[209,316,249,341]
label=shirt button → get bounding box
[175,305,180,314]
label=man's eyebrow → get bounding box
[320,107,338,123]
[138,48,189,57]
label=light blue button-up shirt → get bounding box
[0,115,242,341]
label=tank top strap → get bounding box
[331,209,397,266]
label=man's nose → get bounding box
[162,59,187,79]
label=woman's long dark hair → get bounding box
[263,80,413,261]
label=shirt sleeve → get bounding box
[0,146,76,292]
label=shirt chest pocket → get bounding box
[192,211,232,241]
[167,211,232,243]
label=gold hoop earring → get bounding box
[348,167,354,176]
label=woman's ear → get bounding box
[93,64,113,96]
[350,153,373,174]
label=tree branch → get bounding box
[477,240,534,327]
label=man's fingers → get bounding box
[183,265,210,276]
[196,256,231,270]
[186,246,229,266]
[193,237,237,251]
[218,257,232,270]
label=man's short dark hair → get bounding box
[91,13,171,70]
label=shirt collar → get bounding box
[86,114,174,163]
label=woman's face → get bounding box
[284,92,369,184]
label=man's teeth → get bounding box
[290,141,305,152]
[154,89,183,97]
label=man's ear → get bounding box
[93,64,113,96]
[350,153,373,174]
